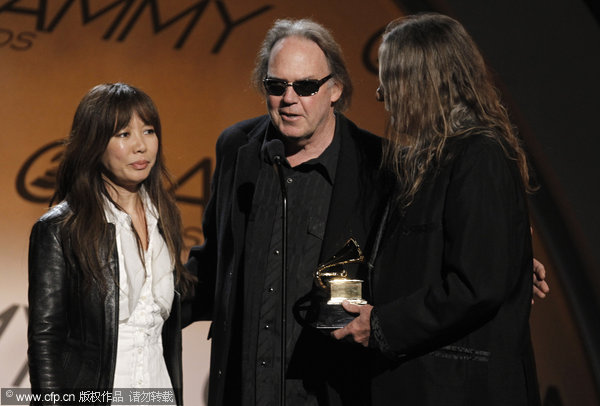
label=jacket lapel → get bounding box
[320,115,363,262]
[229,121,268,271]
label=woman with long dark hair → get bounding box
[333,14,541,405]
[28,83,195,405]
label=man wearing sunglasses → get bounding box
[188,17,549,406]
[188,18,385,406]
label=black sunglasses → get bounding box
[263,74,333,97]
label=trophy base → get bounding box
[313,302,364,329]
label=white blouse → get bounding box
[103,189,175,395]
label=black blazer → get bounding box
[28,202,185,406]
[369,135,541,406]
[188,114,386,405]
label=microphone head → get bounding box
[263,139,285,165]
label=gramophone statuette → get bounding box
[312,238,367,329]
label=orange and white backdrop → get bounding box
[1,1,597,405]
[0,1,393,404]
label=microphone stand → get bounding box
[272,154,288,406]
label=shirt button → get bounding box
[260,361,267,367]
[286,177,293,184]
[273,249,280,256]
[264,324,270,330]
[268,287,274,292]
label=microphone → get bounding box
[263,138,285,166]
[263,138,288,406]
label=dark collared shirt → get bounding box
[240,122,340,406]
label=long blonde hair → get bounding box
[379,13,534,205]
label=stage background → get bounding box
[1,1,598,405]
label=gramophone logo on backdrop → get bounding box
[16,141,63,203]
[16,141,213,210]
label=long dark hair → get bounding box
[378,13,534,205]
[53,83,194,294]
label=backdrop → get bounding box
[1,1,597,405]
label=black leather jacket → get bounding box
[27,202,184,405]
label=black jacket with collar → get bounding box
[188,114,387,405]
[27,202,185,405]
[370,135,541,405]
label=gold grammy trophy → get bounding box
[312,238,367,329]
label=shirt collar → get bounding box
[261,118,340,185]
[103,186,159,229]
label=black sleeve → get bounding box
[27,220,69,391]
